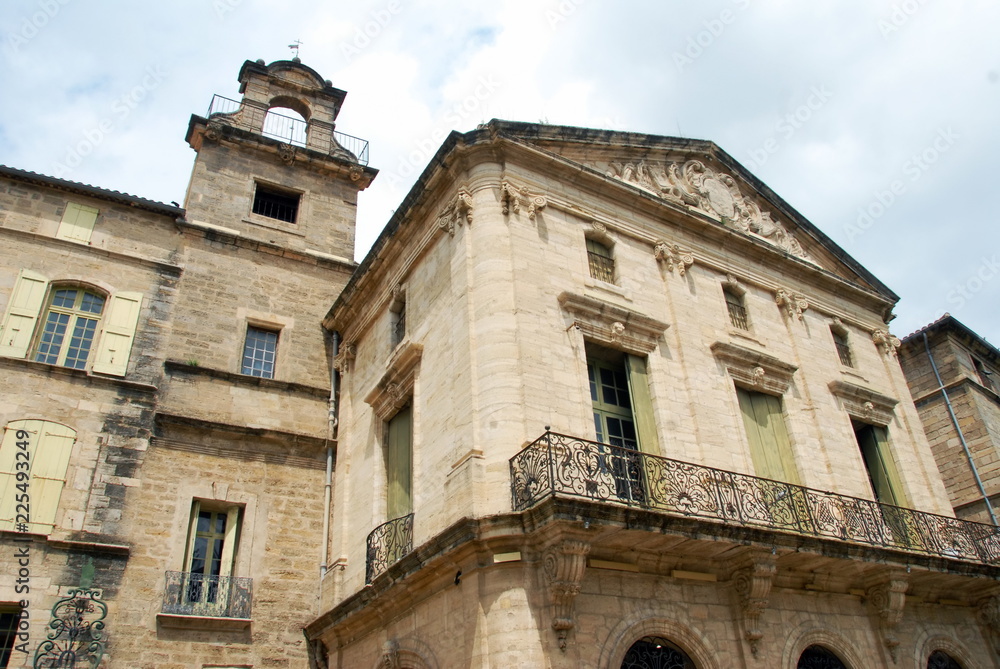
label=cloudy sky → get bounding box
[1,0,997,344]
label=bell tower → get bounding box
[183,58,375,261]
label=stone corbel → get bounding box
[978,594,1000,657]
[653,241,694,276]
[731,550,776,656]
[872,329,901,357]
[542,539,590,651]
[775,288,809,321]
[865,570,908,664]
[333,342,356,374]
[436,188,473,236]
[278,143,297,165]
[501,180,547,219]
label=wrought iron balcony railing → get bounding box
[366,513,414,583]
[161,571,252,619]
[205,94,370,165]
[510,432,1000,565]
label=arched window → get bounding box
[620,636,696,669]
[797,645,848,669]
[262,106,307,147]
[927,650,963,669]
[34,286,106,369]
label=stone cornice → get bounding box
[828,380,899,426]
[711,341,798,395]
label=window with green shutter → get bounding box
[736,388,798,484]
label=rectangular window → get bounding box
[724,289,749,330]
[181,501,241,615]
[386,406,412,520]
[586,239,615,283]
[832,329,854,367]
[737,388,797,484]
[391,301,406,349]
[252,183,299,223]
[0,605,22,668]
[34,288,105,369]
[55,202,99,243]
[241,326,278,378]
[853,421,905,506]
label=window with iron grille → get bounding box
[252,183,299,223]
[832,328,853,367]
[0,605,22,667]
[586,238,615,283]
[724,288,748,330]
[391,301,406,348]
[241,326,278,378]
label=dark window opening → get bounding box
[252,184,299,223]
[797,645,847,669]
[0,605,22,668]
[832,329,853,367]
[724,288,748,330]
[621,636,696,669]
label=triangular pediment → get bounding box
[489,121,894,300]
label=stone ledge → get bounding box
[0,355,158,393]
[164,359,329,398]
[156,612,252,631]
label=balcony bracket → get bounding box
[731,549,776,657]
[977,593,1000,658]
[541,539,591,652]
[864,569,908,664]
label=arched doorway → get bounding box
[797,645,848,669]
[621,636,697,669]
[927,650,963,669]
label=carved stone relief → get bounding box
[775,289,809,321]
[436,188,473,237]
[333,341,356,373]
[603,159,812,262]
[541,539,590,651]
[731,550,776,656]
[865,570,908,664]
[501,180,547,219]
[872,329,901,357]
[654,241,694,276]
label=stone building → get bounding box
[0,58,998,668]
[0,59,373,667]
[899,316,1000,526]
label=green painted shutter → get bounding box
[92,291,142,376]
[0,420,76,533]
[625,354,659,454]
[0,270,48,359]
[218,506,241,578]
[56,203,99,243]
[737,389,798,484]
[184,501,202,571]
[387,406,412,519]
[857,425,905,506]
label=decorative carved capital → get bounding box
[501,180,547,219]
[437,188,473,236]
[732,551,776,656]
[866,570,908,663]
[333,342,356,373]
[872,329,901,357]
[541,539,590,652]
[775,288,809,321]
[654,241,694,276]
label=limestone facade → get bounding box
[900,316,1000,525]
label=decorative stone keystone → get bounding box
[541,539,590,651]
[379,639,400,668]
[865,570,908,663]
[732,550,776,656]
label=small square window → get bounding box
[252,183,299,223]
[241,326,278,378]
[586,238,615,283]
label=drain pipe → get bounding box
[923,332,997,525]
[321,332,340,576]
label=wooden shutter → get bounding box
[92,291,142,376]
[0,420,76,533]
[386,407,413,519]
[0,270,48,359]
[737,388,798,484]
[857,425,905,506]
[56,203,99,243]
[218,506,241,578]
[183,501,202,571]
[625,354,659,454]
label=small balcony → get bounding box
[510,432,1000,565]
[366,513,414,583]
[160,571,252,627]
[205,94,370,166]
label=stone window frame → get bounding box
[710,341,797,397]
[558,291,669,356]
[240,324,280,379]
[721,274,751,332]
[827,380,898,428]
[830,319,854,369]
[584,223,618,286]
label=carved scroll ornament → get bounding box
[542,540,590,651]
[437,188,473,236]
[732,552,776,656]
[501,180,547,219]
[654,241,694,276]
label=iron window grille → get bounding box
[833,330,854,367]
[586,239,615,283]
[252,184,299,223]
[724,290,749,330]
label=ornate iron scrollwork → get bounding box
[366,513,414,583]
[33,588,107,669]
[620,636,696,669]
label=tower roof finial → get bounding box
[288,39,303,63]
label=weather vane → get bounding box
[289,39,303,61]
